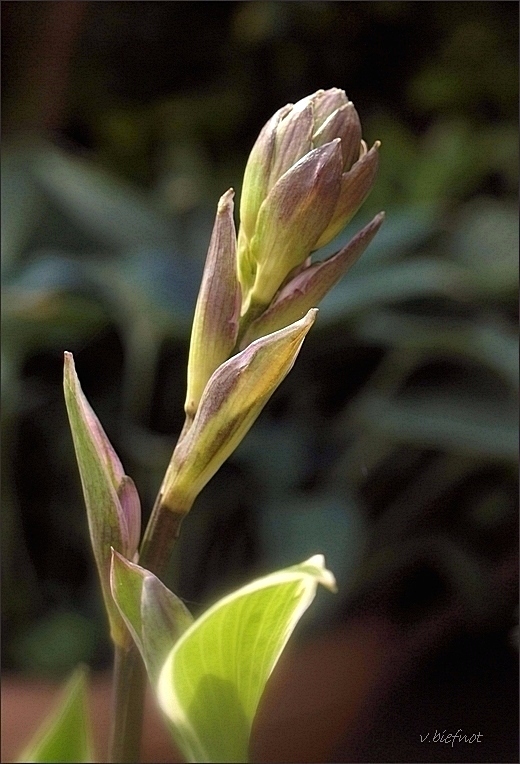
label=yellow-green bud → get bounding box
[160,309,318,514]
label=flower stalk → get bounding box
[64,87,383,764]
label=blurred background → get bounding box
[2,2,518,762]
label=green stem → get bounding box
[108,488,187,763]
[108,643,147,763]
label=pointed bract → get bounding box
[110,549,193,685]
[63,352,141,646]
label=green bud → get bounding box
[240,212,385,347]
[63,352,141,646]
[185,189,240,419]
[160,309,318,514]
[110,549,193,686]
[243,141,343,313]
[239,104,293,245]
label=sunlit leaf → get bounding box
[157,555,336,763]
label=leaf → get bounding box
[156,555,336,763]
[18,667,93,763]
[31,142,178,251]
[1,147,45,273]
[110,549,193,684]
[318,256,474,322]
[350,391,518,462]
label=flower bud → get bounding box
[239,104,293,244]
[185,189,241,419]
[240,212,385,347]
[314,141,380,250]
[237,88,380,323]
[242,141,343,313]
[160,310,317,513]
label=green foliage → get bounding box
[156,556,336,763]
[17,667,93,763]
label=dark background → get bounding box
[2,2,518,762]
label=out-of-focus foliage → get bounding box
[1,1,517,679]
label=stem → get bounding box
[108,643,147,764]
[108,484,187,763]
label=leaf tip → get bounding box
[303,554,337,593]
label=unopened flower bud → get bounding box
[185,189,241,419]
[243,141,343,313]
[160,310,318,513]
[241,212,385,347]
[237,88,380,323]
[314,142,380,250]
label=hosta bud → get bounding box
[160,309,317,513]
[185,189,241,419]
[313,142,380,250]
[240,212,385,347]
[237,88,380,321]
[64,352,141,646]
[244,141,343,313]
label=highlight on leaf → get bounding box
[156,555,336,763]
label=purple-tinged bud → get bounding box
[240,213,385,347]
[185,189,241,419]
[237,89,380,329]
[312,101,362,171]
[242,141,343,313]
[63,352,141,646]
[160,310,318,513]
[314,142,380,250]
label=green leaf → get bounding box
[156,555,336,763]
[18,667,93,763]
[31,141,178,251]
[110,549,193,684]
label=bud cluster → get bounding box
[165,88,383,511]
[64,89,384,616]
